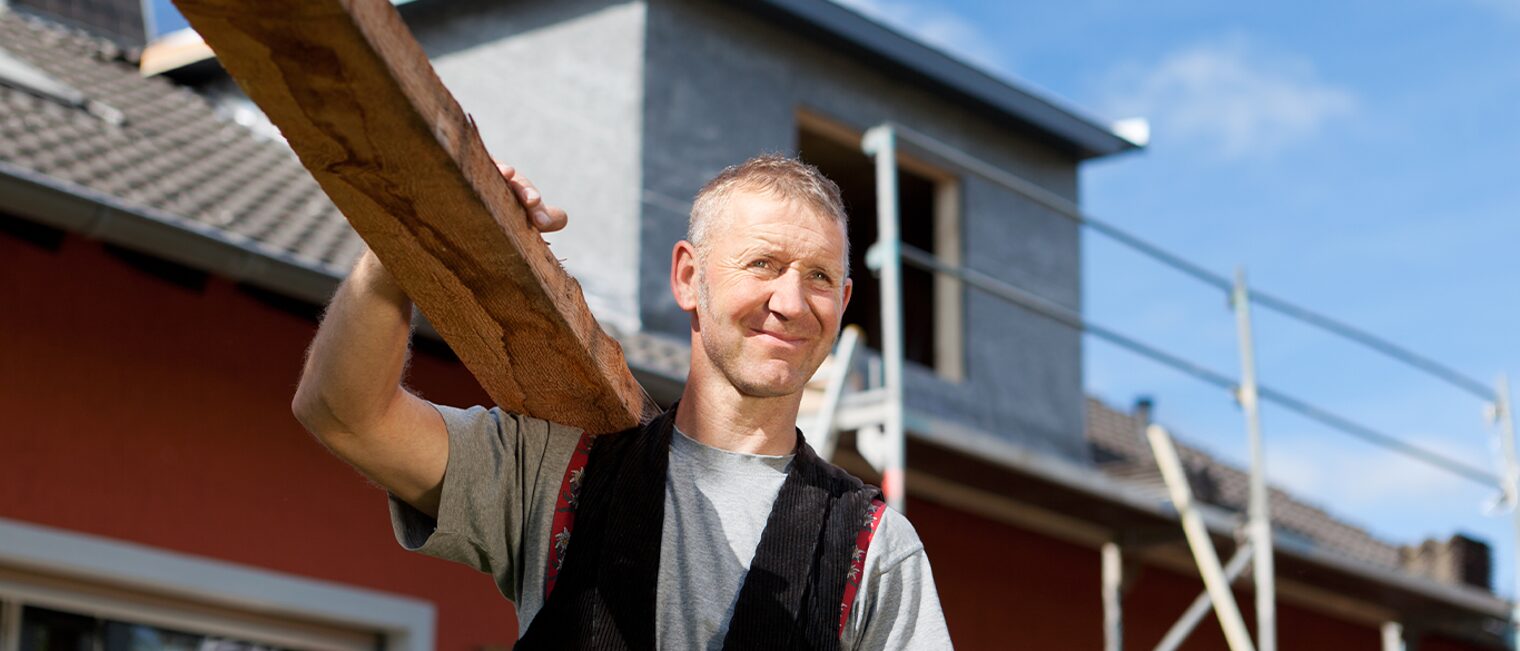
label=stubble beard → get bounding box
[695,270,806,399]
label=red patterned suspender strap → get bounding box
[543,432,595,600]
[838,498,887,636]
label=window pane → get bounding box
[20,605,291,651]
[105,620,204,651]
[20,605,98,651]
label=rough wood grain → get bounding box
[173,0,654,433]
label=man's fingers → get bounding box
[497,162,543,208]
[492,161,563,232]
[536,206,569,233]
[508,177,542,209]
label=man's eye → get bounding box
[749,259,770,269]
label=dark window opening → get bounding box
[797,127,939,370]
[19,604,292,651]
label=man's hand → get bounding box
[498,162,568,232]
[293,162,567,519]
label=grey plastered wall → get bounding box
[638,0,1088,461]
[405,0,647,333]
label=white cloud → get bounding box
[830,0,1007,76]
[1101,38,1358,159]
[1265,432,1491,515]
[1469,0,1520,20]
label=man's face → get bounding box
[685,189,852,398]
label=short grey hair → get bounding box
[687,154,850,276]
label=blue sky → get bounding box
[834,0,1520,596]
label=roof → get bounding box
[0,9,360,273]
[739,0,1140,160]
[0,6,692,387]
[1086,396,1486,585]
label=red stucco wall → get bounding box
[909,494,1464,649]
[0,226,1492,650]
[1,230,517,649]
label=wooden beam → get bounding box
[173,0,655,433]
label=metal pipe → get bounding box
[1381,621,1405,651]
[1232,269,1275,651]
[1103,541,1124,651]
[810,325,864,462]
[1147,424,1256,651]
[886,123,1496,402]
[1155,544,1254,651]
[1494,373,1520,649]
[898,244,1239,389]
[862,124,907,514]
[898,242,1499,487]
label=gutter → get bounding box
[0,158,345,306]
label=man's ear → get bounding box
[840,276,854,314]
[671,240,700,312]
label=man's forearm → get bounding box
[292,250,416,439]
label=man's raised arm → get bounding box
[291,166,567,518]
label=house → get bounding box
[0,0,1507,648]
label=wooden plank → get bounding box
[173,0,654,433]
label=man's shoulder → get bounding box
[867,506,928,573]
[431,402,584,442]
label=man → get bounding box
[292,154,953,649]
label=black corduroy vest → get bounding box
[516,403,882,650]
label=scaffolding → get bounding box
[807,121,1520,650]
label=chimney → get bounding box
[1133,396,1154,426]
[1400,534,1493,591]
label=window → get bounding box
[16,604,288,651]
[796,110,964,381]
[0,518,433,651]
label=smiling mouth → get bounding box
[751,328,807,345]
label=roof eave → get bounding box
[141,1,1143,160]
[739,0,1142,161]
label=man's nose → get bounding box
[767,271,809,321]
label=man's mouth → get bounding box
[751,328,807,345]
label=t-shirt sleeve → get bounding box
[845,508,954,650]
[386,402,580,604]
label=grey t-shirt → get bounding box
[388,403,953,649]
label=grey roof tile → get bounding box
[1087,396,1408,571]
[0,7,360,272]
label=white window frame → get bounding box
[796,108,966,382]
[0,517,434,651]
